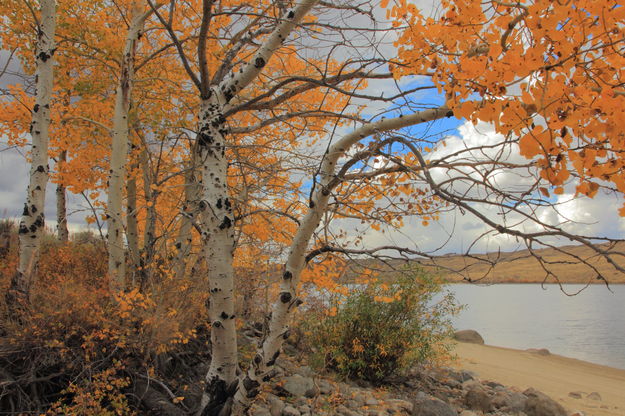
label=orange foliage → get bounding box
[0,237,208,413]
[392,0,625,211]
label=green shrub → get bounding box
[306,268,460,383]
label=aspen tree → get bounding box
[106,4,157,289]
[7,0,56,317]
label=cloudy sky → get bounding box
[353,120,625,255]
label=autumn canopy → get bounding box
[0,0,624,414]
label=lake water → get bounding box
[446,284,625,369]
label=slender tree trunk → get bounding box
[126,157,140,287]
[56,150,69,242]
[140,146,157,290]
[6,0,56,317]
[173,154,201,281]
[106,6,151,290]
[232,107,451,411]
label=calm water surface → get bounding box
[446,284,625,369]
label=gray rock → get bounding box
[486,381,504,389]
[294,366,314,377]
[587,392,602,401]
[526,348,550,356]
[249,404,271,416]
[443,378,462,388]
[268,394,285,416]
[491,390,527,413]
[283,374,316,398]
[318,379,333,395]
[337,405,361,416]
[568,392,583,399]
[523,388,567,416]
[386,398,414,413]
[464,383,491,413]
[453,330,485,345]
[338,382,353,396]
[292,397,308,407]
[413,395,458,416]
[447,369,476,383]
[297,404,311,415]
[281,405,300,416]
[346,399,360,409]
[461,380,483,391]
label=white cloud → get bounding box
[343,120,625,255]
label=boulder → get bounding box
[386,398,414,413]
[491,390,527,413]
[523,388,567,416]
[413,395,458,416]
[267,393,285,416]
[281,405,300,416]
[249,404,271,416]
[297,404,311,415]
[464,383,491,413]
[451,370,476,383]
[453,330,485,345]
[294,366,314,377]
[282,374,317,398]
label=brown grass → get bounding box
[343,242,625,285]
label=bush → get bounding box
[0,238,209,414]
[305,268,460,383]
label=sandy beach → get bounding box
[453,342,625,416]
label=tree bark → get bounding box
[106,5,152,290]
[6,0,56,318]
[56,150,69,243]
[195,96,239,415]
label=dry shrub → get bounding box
[0,238,208,415]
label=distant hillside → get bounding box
[344,242,625,284]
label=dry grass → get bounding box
[343,242,625,285]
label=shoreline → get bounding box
[443,281,625,284]
[453,342,625,416]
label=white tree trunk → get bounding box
[56,150,69,242]
[140,147,157,290]
[173,154,201,281]
[126,158,140,286]
[195,96,239,414]
[233,107,452,410]
[106,6,152,290]
[7,0,56,316]
[196,1,319,413]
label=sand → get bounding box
[453,342,625,416]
